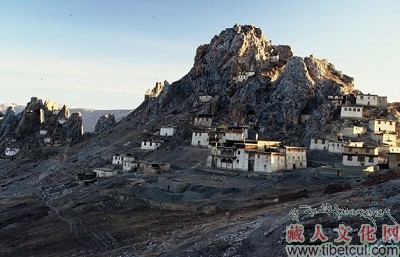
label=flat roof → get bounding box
[94,167,114,172]
[356,93,379,97]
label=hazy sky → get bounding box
[0,1,399,109]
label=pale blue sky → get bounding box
[0,1,399,109]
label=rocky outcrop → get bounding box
[0,97,83,151]
[0,107,19,141]
[63,112,83,140]
[94,114,116,133]
[15,97,44,138]
[126,24,355,146]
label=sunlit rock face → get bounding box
[127,24,354,145]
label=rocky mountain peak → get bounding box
[125,24,357,146]
[191,24,292,79]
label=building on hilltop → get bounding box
[112,153,135,166]
[310,138,364,154]
[340,126,366,138]
[191,130,210,147]
[340,106,363,119]
[356,94,387,108]
[5,147,20,157]
[270,55,280,62]
[160,126,177,137]
[327,95,349,107]
[122,160,139,172]
[342,146,379,166]
[310,138,329,151]
[232,71,255,83]
[371,133,397,146]
[93,167,117,178]
[193,114,213,127]
[191,127,249,147]
[198,95,213,103]
[368,119,396,134]
[141,140,163,150]
[281,146,307,170]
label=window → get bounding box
[390,122,393,125]
[365,149,370,154]
[298,156,300,159]
[357,108,360,112]
[237,160,239,163]
[144,142,147,145]
[347,155,352,161]
[314,139,318,144]
[322,139,325,144]
[353,108,356,111]
[368,156,374,163]
[360,96,364,100]
[358,156,364,162]
[238,151,241,155]
[257,155,260,158]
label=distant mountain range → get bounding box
[0,103,132,132]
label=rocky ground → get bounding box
[1,147,399,257]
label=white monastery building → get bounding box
[141,140,162,150]
[160,126,177,137]
[340,106,363,119]
[356,94,387,108]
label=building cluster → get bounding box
[140,126,178,150]
[93,153,170,178]
[338,93,388,119]
[206,140,306,173]
[190,112,307,173]
[311,92,399,169]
